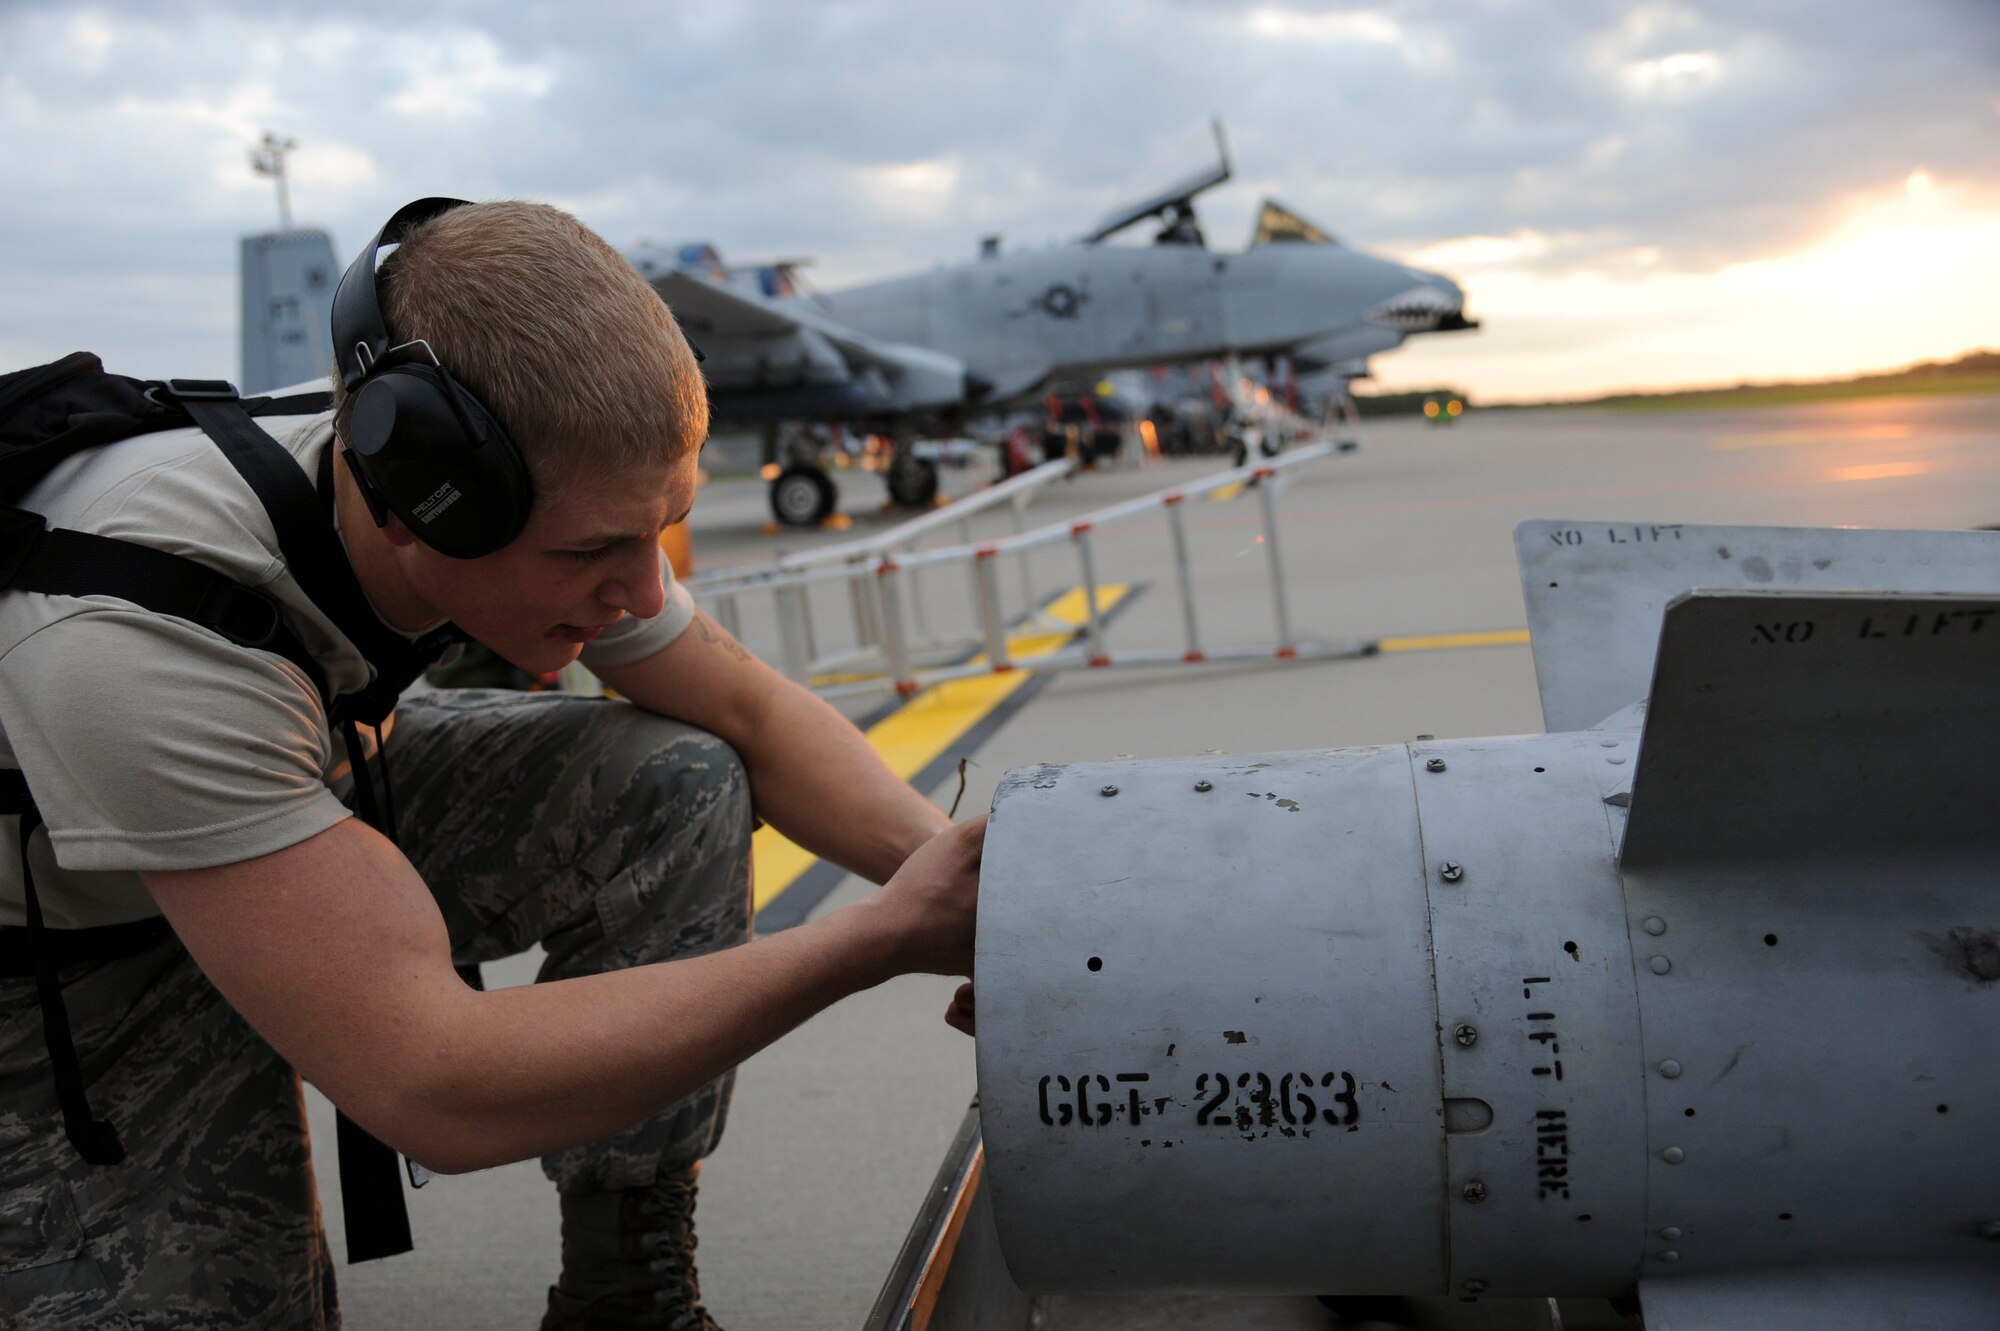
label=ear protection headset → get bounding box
[330,197,535,559]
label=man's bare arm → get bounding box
[142,811,982,1175]
[595,609,949,884]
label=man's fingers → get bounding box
[944,980,977,1036]
[944,998,976,1038]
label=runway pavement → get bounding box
[311,393,2000,1329]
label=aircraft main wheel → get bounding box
[770,464,836,527]
[887,454,939,509]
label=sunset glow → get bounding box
[1380,168,2000,403]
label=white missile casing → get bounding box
[975,522,2000,1322]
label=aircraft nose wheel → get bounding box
[886,454,940,509]
[770,464,837,527]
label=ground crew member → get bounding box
[0,200,982,1329]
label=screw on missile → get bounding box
[1658,1059,1683,1079]
[1100,784,1118,797]
[1425,757,1447,773]
[1439,861,1464,883]
[1662,1147,1686,1165]
[1982,1220,2000,1242]
[1461,1279,1487,1296]
[1194,780,1212,792]
[1453,1023,1478,1048]
[1461,1181,1488,1204]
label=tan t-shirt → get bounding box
[0,407,693,928]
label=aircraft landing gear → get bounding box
[886,452,939,509]
[1228,426,1279,469]
[769,463,837,527]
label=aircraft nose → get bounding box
[1364,282,1465,332]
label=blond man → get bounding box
[0,200,981,1329]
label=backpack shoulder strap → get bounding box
[0,359,453,715]
[157,380,456,725]
[0,504,327,697]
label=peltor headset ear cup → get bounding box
[345,366,534,559]
[332,197,535,559]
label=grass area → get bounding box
[1578,371,2000,413]
[1484,348,2000,414]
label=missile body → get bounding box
[975,523,2000,1318]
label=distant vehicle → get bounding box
[627,122,1478,525]
[1423,394,1466,425]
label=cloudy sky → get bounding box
[3,0,1996,402]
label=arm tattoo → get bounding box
[695,611,754,664]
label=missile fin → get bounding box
[1620,589,2000,867]
[1515,520,2000,734]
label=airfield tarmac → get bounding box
[307,392,2000,1330]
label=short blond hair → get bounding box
[331,201,707,500]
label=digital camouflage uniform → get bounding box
[0,689,753,1329]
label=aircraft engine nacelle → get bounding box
[696,325,849,390]
[878,341,976,412]
[975,520,2000,1327]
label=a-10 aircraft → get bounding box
[626,124,1478,525]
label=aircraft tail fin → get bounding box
[239,228,337,394]
[1249,199,1338,247]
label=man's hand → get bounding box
[839,815,984,1038]
[863,814,984,978]
[944,982,976,1038]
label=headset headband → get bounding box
[330,196,473,392]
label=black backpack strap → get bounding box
[0,505,327,698]
[244,389,336,418]
[154,383,444,1262]
[159,381,454,726]
[0,770,133,1165]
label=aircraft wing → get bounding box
[647,270,971,420]
[650,269,800,340]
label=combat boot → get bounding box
[542,1165,722,1331]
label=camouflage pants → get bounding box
[0,691,755,1329]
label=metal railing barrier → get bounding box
[686,442,1375,700]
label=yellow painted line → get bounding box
[1378,628,1531,653]
[753,583,1130,910]
[1210,480,1248,503]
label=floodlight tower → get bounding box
[249,131,299,232]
